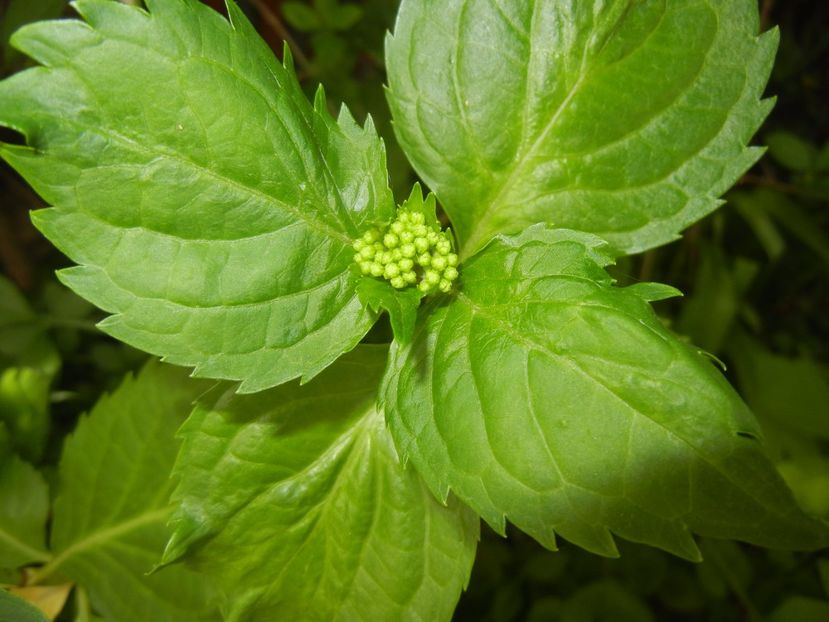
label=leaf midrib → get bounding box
[458,3,672,258]
[0,525,50,564]
[31,109,351,246]
[32,507,171,584]
[454,289,781,517]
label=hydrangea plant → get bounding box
[0,0,826,619]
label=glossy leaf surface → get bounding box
[386,0,778,257]
[166,346,478,622]
[0,0,395,392]
[383,226,828,560]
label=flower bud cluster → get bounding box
[352,211,459,293]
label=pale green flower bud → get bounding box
[354,208,460,294]
[384,263,400,279]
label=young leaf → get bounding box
[386,0,778,258]
[0,0,395,392]
[165,346,478,622]
[43,361,219,622]
[0,454,49,569]
[382,225,828,561]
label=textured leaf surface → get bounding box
[0,455,49,569]
[0,0,395,392]
[46,361,218,622]
[383,225,828,560]
[166,346,478,622]
[386,0,778,258]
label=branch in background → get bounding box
[0,165,41,289]
[760,0,775,31]
[251,0,313,77]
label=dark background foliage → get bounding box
[0,0,827,620]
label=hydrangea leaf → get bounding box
[382,225,828,561]
[164,346,478,622]
[0,454,49,569]
[45,361,219,622]
[386,0,778,258]
[355,278,421,343]
[0,0,395,392]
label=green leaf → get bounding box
[0,0,395,392]
[676,245,745,355]
[282,2,322,32]
[386,0,778,258]
[0,367,51,462]
[0,276,57,372]
[0,589,50,622]
[769,596,829,622]
[765,130,818,172]
[383,225,828,561]
[0,454,49,569]
[740,188,829,269]
[165,346,478,622]
[355,278,421,343]
[41,361,219,622]
[561,581,654,622]
[729,333,829,441]
[332,4,363,31]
